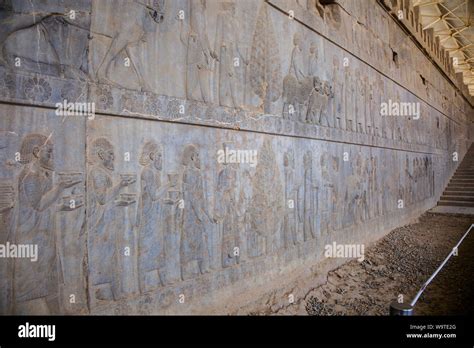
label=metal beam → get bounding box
[438,1,469,26]
[414,1,443,8]
[439,26,469,43]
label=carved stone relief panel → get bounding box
[0,0,470,160]
[0,105,86,314]
[80,114,441,314]
[0,0,92,80]
[0,0,471,316]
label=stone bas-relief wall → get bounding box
[0,107,442,314]
[0,0,472,314]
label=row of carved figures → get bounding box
[0,133,436,313]
[0,0,456,152]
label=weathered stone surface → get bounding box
[0,0,472,314]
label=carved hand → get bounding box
[210,50,219,61]
[59,178,81,190]
[120,178,136,187]
[0,204,14,213]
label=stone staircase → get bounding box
[438,145,474,208]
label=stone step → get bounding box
[443,188,474,192]
[450,179,474,183]
[447,181,474,185]
[437,147,474,208]
[438,200,474,207]
[440,196,474,202]
[443,191,474,196]
[445,189,474,194]
[445,187,474,191]
[446,183,474,191]
[446,187,474,191]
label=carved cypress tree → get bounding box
[249,139,283,254]
[249,3,282,113]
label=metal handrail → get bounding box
[410,223,474,307]
[390,223,474,315]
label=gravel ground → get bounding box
[275,212,473,316]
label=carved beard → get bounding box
[103,159,114,171]
[40,159,54,171]
[153,157,162,171]
[39,155,54,171]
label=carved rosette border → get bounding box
[0,67,448,156]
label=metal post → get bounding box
[389,301,414,316]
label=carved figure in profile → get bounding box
[343,157,355,227]
[320,152,334,236]
[299,151,318,241]
[180,144,215,280]
[215,1,247,108]
[160,172,183,284]
[0,0,90,80]
[94,0,165,90]
[240,169,253,260]
[366,77,375,136]
[180,0,218,103]
[354,153,369,223]
[329,154,341,231]
[368,155,380,218]
[318,81,334,126]
[87,137,135,301]
[283,150,299,247]
[55,168,87,314]
[13,134,79,314]
[403,155,413,206]
[215,143,242,268]
[344,70,356,132]
[377,76,388,138]
[282,32,310,121]
[136,141,170,293]
[308,42,320,77]
[413,157,421,203]
[305,76,323,124]
[305,44,334,126]
[343,151,366,226]
[370,76,380,137]
[355,70,366,134]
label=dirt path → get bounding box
[270,213,473,316]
